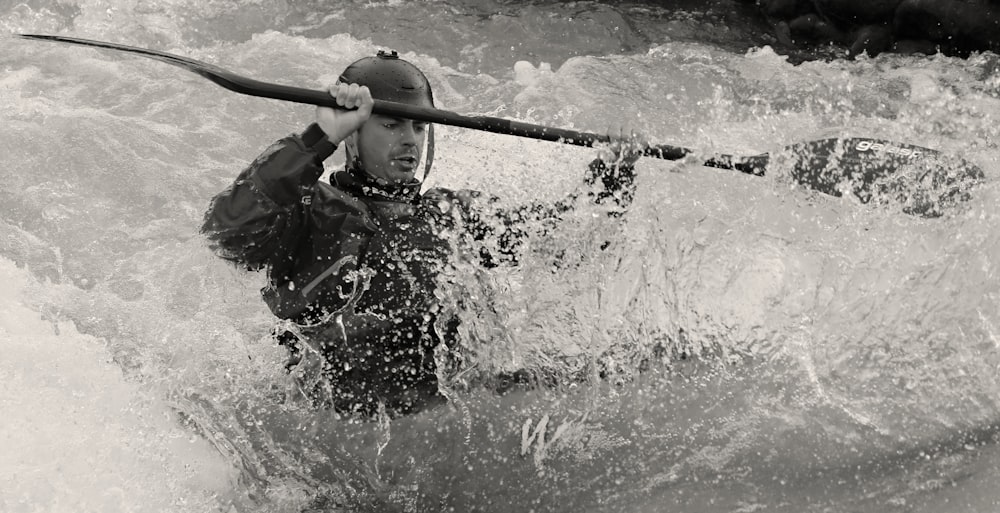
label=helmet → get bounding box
[338,50,434,107]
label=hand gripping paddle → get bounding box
[17,34,984,217]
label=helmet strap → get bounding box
[343,132,359,163]
[422,123,435,183]
[343,133,370,178]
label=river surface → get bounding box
[2,1,999,512]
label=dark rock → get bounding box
[731,0,1000,59]
[892,38,940,54]
[848,23,895,57]
[747,0,1000,59]
[895,0,1000,55]
[774,20,797,46]
[789,13,848,43]
[813,0,904,25]
[760,0,814,18]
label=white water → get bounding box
[2,1,999,511]
[0,258,238,512]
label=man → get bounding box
[202,51,644,417]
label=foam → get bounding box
[0,258,239,513]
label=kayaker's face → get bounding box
[356,114,428,184]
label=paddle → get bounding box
[17,34,983,217]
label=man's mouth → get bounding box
[393,155,418,169]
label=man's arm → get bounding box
[201,125,336,270]
[427,137,643,267]
[202,83,374,271]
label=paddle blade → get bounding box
[772,138,984,217]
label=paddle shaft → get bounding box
[201,71,695,161]
[17,33,703,162]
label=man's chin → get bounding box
[390,170,418,183]
[369,163,417,184]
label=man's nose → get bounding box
[399,123,418,145]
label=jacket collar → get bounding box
[331,162,421,203]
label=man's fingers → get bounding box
[356,85,374,116]
[596,121,648,166]
[330,84,371,111]
[346,83,362,108]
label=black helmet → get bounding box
[338,49,436,183]
[338,50,434,107]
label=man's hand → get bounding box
[315,83,375,144]
[586,123,645,210]
[423,187,481,215]
[595,124,648,168]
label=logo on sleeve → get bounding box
[855,140,923,159]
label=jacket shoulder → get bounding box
[311,181,377,230]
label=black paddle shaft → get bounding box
[16,34,694,161]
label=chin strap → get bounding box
[423,123,435,182]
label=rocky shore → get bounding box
[744,0,1000,58]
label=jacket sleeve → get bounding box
[201,124,337,271]
[582,157,636,211]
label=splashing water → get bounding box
[2,1,999,512]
